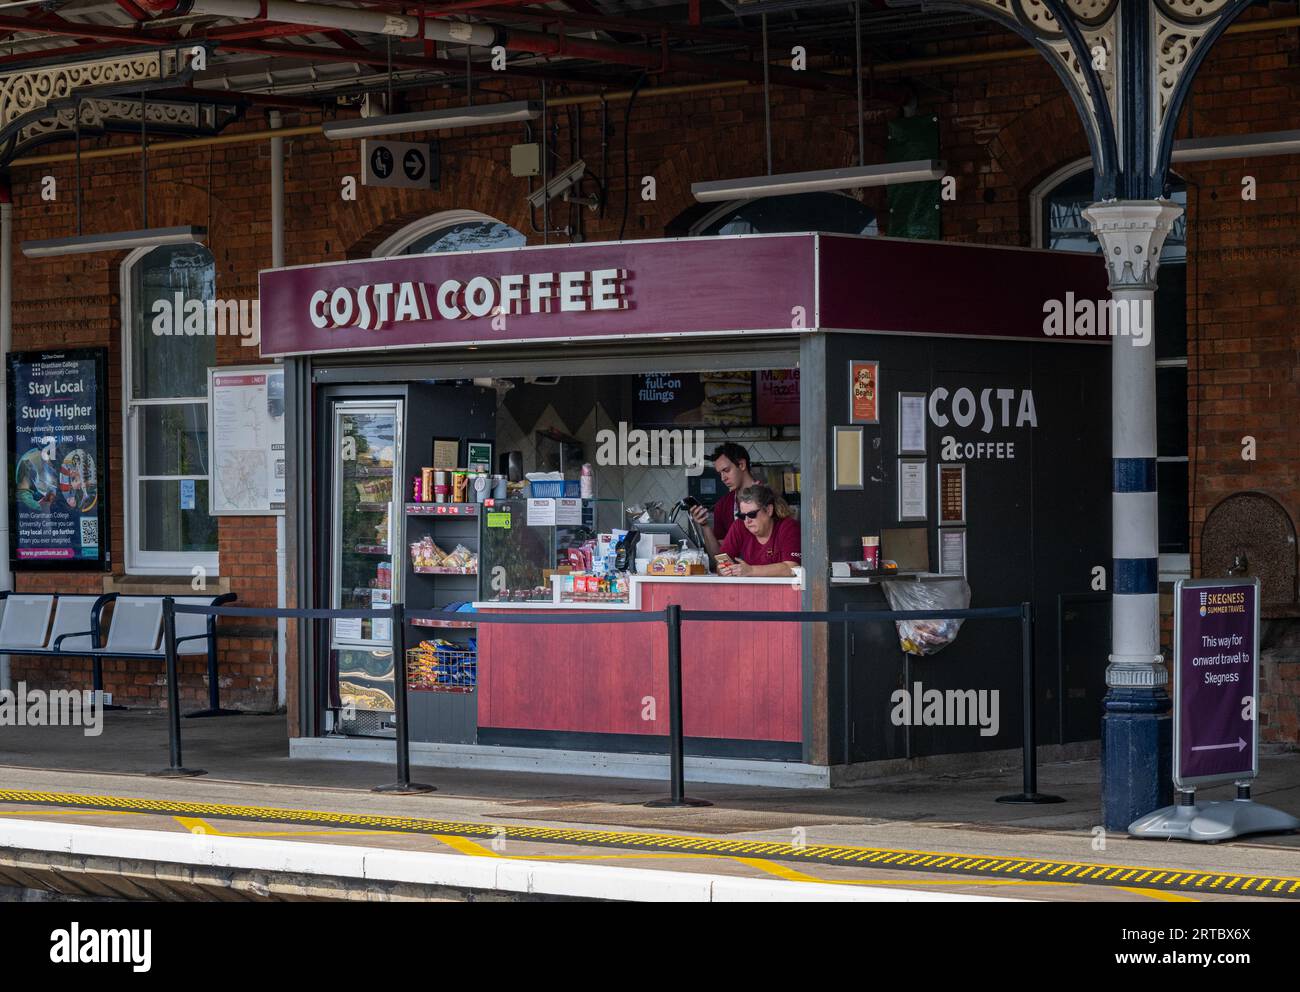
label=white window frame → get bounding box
[372,209,524,258]
[1031,158,1190,581]
[119,244,220,576]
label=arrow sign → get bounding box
[1174,579,1258,788]
[1190,738,1247,753]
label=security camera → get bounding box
[527,159,598,211]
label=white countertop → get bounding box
[474,568,803,611]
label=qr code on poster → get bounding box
[80,517,98,549]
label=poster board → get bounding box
[1173,578,1259,789]
[208,365,286,515]
[6,348,110,570]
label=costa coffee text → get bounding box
[308,269,629,331]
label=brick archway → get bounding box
[340,154,533,259]
[649,119,874,235]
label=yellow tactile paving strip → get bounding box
[1,788,1296,899]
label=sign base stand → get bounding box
[1129,798,1300,842]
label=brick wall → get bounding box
[5,13,1298,742]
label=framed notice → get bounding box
[938,463,966,526]
[898,458,927,522]
[432,437,460,470]
[466,440,493,472]
[898,391,927,455]
[834,426,864,490]
[939,528,966,576]
[1173,578,1260,789]
[208,365,286,515]
[7,348,110,570]
[848,360,880,424]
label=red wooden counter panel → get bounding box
[478,580,802,743]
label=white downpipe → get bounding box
[0,199,11,693]
[270,111,287,710]
[192,0,497,46]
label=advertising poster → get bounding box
[1174,578,1259,787]
[633,371,754,427]
[849,360,879,424]
[756,368,800,425]
[7,348,109,571]
[208,366,286,515]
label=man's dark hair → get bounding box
[711,442,750,471]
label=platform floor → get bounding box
[0,711,1297,902]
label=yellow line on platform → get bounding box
[0,788,1292,900]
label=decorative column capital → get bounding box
[1081,199,1183,291]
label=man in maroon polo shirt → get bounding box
[689,442,757,557]
[716,484,801,578]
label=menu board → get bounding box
[756,368,800,425]
[6,348,109,570]
[208,366,286,515]
[938,463,966,526]
[633,371,754,426]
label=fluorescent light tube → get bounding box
[1172,129,1300,162]
[21,226,207,258]
[323,101,541,140]
[692,159,945,202]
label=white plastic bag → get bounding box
[882,578,971,656]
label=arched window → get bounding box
[373,210,526,257]
[121,244,219,574]
[690,191,878,237]
[1034,161,1189,575]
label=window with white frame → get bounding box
[122,244,219,574]
[1033,161,1190,579]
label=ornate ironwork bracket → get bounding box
[914,0,1255,199]
[0,45,241,164]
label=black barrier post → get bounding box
[997,601,1064,804]
[646,604,711,808]
[148,597,206,778]
[374,602,436,795]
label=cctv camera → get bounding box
[527,160,591,210]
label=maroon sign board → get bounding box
[1173,578,1260,788]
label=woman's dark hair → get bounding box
[737,483,791,520]
[710,442,750,472]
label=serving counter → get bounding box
[473,571,804,758]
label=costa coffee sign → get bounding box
[309,269,629,331]
[258,236,817,357]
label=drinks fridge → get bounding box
[328,399,402,736]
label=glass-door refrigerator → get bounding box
[329,400,402,737]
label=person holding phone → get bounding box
[716,484,801,578]
[688,442,757,557]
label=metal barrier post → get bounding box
[997,601,1063,804]
[374,602,435,795]
[149,596,205,778]
[646,603,710,808]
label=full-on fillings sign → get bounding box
[1174,578,1259,787]
[6,348,109,570]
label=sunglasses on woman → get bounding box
[738,508,766,521]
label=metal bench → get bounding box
[0,591,238,717]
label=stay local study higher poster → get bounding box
[6,348,110,570]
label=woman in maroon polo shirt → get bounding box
[716,484,801,578]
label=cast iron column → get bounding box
[1083,200,1183,831]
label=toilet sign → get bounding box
[1173,577,1259,788]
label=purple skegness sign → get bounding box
[1175,580,1258,787]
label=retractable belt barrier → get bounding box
[157,598,1046,805]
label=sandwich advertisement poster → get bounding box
[633,371,755,427]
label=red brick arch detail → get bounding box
[986,93,1091,241]
[340,154,534,259]
[649,119,876,233]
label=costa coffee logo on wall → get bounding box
[929,386,1037,461]
[307,269,629,331]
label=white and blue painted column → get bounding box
[1083,200,1183,831]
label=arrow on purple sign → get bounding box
[1191,738,1248,753]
